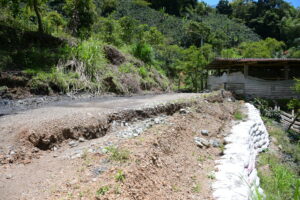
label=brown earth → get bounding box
[0,91,239,200]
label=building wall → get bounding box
[208,72,299,98]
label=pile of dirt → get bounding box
[49,100,239,200]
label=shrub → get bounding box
[253,98,281,121]
[71,37,107,80]
[132,42,154,64]
[138,66,148,78]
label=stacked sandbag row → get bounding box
[212,103,269,200]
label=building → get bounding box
[207,58,300,99]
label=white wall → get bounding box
[213,103,269,200]
[208,72,299,98]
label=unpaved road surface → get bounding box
[0,93,200,153]
[0,92,239,200]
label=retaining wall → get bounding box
[212,103,269,200]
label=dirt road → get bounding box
[0,92,238,200]
[0,93,200,152]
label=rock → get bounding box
[6,174,13,179]
[52,146,57,151]
[68,140,78,148]
[78,137,85,142]
[32,147,39,153]
[201,130,209,136]
[179,109,188,114]
[210,139,221,147]
[154,118,160,124]
[91,166,108,176]
[194,137,210,148]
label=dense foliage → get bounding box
[0,0,299,95]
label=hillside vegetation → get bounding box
[0,0,299,98]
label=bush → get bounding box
[253,98,281,121]
[71,37,107,80]
[132,42,154,64]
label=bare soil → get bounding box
[0,92,240,200]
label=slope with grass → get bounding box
[257,118,300,200]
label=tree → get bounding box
[216,0,232,15]
[183,21,210,47]
[1,0,46,32]
[239,38,285,58]
[145,0,197,16]
[64,0,96,38]
[182,44,214,92]
[27,0,45,32]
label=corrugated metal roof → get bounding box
[207,58,300,69]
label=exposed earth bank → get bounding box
[0,91,240,200]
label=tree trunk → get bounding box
[33,0,43,33]
[287,112,300,132]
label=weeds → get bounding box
[171,185,181,192]
[115,170,126,182]
[105,146,130,162]
[234,110,245,120]
[257,118,300,200]
[192,183,201,193]
[258,153,299,200]
[96,186,110,196]
[197,155,205,162]
[207,171,216,180]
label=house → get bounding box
[207,58,300,98]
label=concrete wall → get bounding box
[208,72,299,98]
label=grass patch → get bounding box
[105,146,130,162]
[234,110,245,120]
[257,118,300,200]
[258,153,299,200]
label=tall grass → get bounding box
[257,119,300,200]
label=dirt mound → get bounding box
[48,100,238,200]
[205,90,235,103]
[103,45,126,66]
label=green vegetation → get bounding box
[192,183,201,193]
[234,110,245,120]
[0,0,299,95]
[114,170,125,182]
[105,146,130,162]
[96,185,110,196]
[258,118,300,200]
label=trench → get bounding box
[29,101,197,150]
